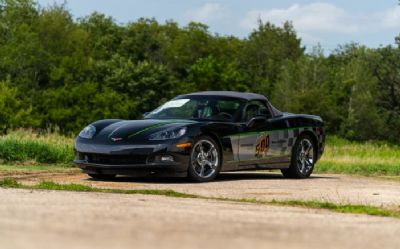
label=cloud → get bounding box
[297,32,323,44]
[381,6,400,28]
[240,3,359,34]
[185,3,225,23]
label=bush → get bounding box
[316,136,400,175]
[0,80,34,132]
[0,130,73,164]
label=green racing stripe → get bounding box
[127,120,196,138]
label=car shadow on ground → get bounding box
[88,171,337,184]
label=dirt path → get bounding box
[0,187,399,249]
[13,171,400,207]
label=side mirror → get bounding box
[143,112,150,118]
[247,116,268,129]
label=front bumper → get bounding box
[75,160,188,177]
[74,142,191,177]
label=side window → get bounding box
[242,101,271,122]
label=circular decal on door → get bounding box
[255,133,270,158]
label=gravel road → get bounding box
[0,187,399,249]
[1,171,400,249]
[16,171,400,207]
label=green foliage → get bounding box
[0,80,33,131]
[269,199,400,218]
[272,47,341,131]
[0,177,22,188]
[0,0,399,143]
[0,130,73,163]
[2,130,399,178]
[0,138,73,163]
[188,55,248,91]
[367,46,400,143]
[339,52,383,140]
[0,177,199,198]
[317,136,400,176]
[103,55,177,113]
[36,82,136,132]
[165,22,214,76]
[78,12,122,60]
[241,21,304,95]
[0,164,77,172]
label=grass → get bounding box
[0,130,399,177]
[0,178,198,198]
[0,131,398,218]
[0,164,79,173]
[1,177,399,219]
[316,136,400,176]
[0,129,74,165]
[268,200,400,218]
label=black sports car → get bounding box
[74,91,325,182]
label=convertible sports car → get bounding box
[74,91,325,182]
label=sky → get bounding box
[36,0,400,53]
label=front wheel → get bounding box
[281,134,315,179]
[188,136,222,182]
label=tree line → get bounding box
[0,0,400,143]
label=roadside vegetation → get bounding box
[0,130,73,165]
[317,136,400,176]
[1,177,399,219]
[0,1,399,177]
[0,164,78,174]
[1,0,400,146]
[0,130,399,177]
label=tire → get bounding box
[281,134,316,179]
[188,136,222,182]
[88,173,116,180]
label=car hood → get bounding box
[94,119,197,141]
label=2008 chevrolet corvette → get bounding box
[74,91,325,182]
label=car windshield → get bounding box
[144,96,245,121]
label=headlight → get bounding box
[148,127,187,140]
[79,125,96,139]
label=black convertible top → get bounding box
[180,91,268,101]
[178,91,282,117]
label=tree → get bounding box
[79,12,122,60]
[165,22,214,77]
[368,46,400,142]
[0,0,42,89]
[103,54,178,114]
[339,49,384,140]
[240,21,304,96]
[0,80,33,133]
[187,55,248,92]
[36,82,135,133]
[37,5,91,87]
[272,47,341,132]
[0,0,399,142]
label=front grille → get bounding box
[79,153,148,165]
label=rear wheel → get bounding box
[88,173,116,180]
[188,136,222,182]
[281,134,315,179]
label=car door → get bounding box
[237,101,290,167]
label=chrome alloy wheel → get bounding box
[296,138,314,175]
[190,139,219,178]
